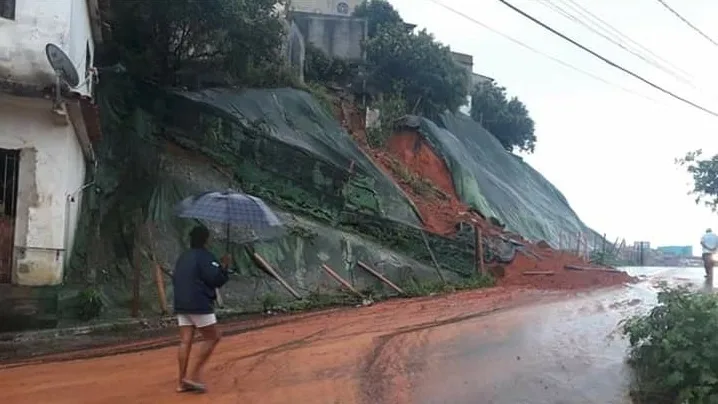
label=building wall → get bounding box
[290,0,363,16]
[0,95,86,286]
[292,11,366,60]
[0,0,94,97]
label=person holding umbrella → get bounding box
[173,190,284,393]
[173,225,230,393]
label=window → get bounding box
[336,2,349,15]
[0,0,15,20]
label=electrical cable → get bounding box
[558,0,694,81]
[656,0,718,48]
[497,0,718,118]
[426,0,664,105]
[539,0,694,86]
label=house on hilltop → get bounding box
[0,0,102,330]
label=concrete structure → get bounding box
[291,11,367,61]
[451,51,494,115]
[289,0,363,16]
[0,0,102,330]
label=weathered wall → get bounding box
[0,95,86,286]
[0,0,94,97]
[292,12,366,60]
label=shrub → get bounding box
[76,287,104,321]
[622,285,718,403]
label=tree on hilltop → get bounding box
[677,150,718,211]
[104,0,288,87]
[357,0,469,118]
[471,81,536,154]
[353,0,404,38]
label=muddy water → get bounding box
[0,267,704,404]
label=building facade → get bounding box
[289,0,363,16]
[0,0,101,301]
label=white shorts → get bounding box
[177,313,217,328]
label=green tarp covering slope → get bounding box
[64,77,479,323]
[409,113,598,247]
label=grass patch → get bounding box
[622,284,718,403]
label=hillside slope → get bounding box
[62,78,625,323]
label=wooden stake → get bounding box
[321,264,364,298]
[522,271,555,276]
[357,261,405,295]
[475,225,486,275]
[154,262,168,314]
[420,230,446,283]
[250,249,302,300]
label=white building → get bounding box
[0,0,102,287]
[289,0,363,16]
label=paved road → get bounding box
[0,267,704,404]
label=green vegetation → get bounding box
[76,287,104,321]
[365,92,407,148]
[622,285,718,403]
[357,0,469,118]
[470,81,536,154]
[677,150,718,211]
[104,0,291,87]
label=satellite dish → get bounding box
[45,43,80,88]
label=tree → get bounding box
[362,8,468,118]
[470,81,536,153]
[353,0,404,38]
[677,150,718,211]
[104,0,288,87]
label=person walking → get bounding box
[173,225,230,393]
[701,228,718,278]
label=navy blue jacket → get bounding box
[172,248,229,314]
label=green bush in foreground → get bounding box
[622,285,718,403]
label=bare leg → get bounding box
[187,324,221,385]
[177,326,194,392]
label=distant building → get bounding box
[289,0,363,16]
[657,245,693,257]
[450,51,494,115]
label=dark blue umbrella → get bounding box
[175,190,283,244]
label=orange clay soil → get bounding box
[0,287,561,404]
[336,100,633,290]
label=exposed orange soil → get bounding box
[336,100,633,290]
[0,287,559,404]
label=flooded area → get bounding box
[0,266,704,404]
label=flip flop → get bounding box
[181,379,207,393]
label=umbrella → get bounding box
[175,190,284,245]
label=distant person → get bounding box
[701,228,718,278]
[172,225,230,393]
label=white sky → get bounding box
[389,0,718,253]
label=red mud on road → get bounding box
[0,287,564,404]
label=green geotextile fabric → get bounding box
[163,87,421,226]
[411,113,599,247]
[63,76,482,321]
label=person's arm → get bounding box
[198,253,230,289]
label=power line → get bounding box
[425,0,663,106]
[497,0,718,118]
[656,0,718,48]
[540,0,695,86]
[558,0,694,81]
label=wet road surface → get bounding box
[0,267,704,404]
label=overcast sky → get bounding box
[389,0,718,252]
